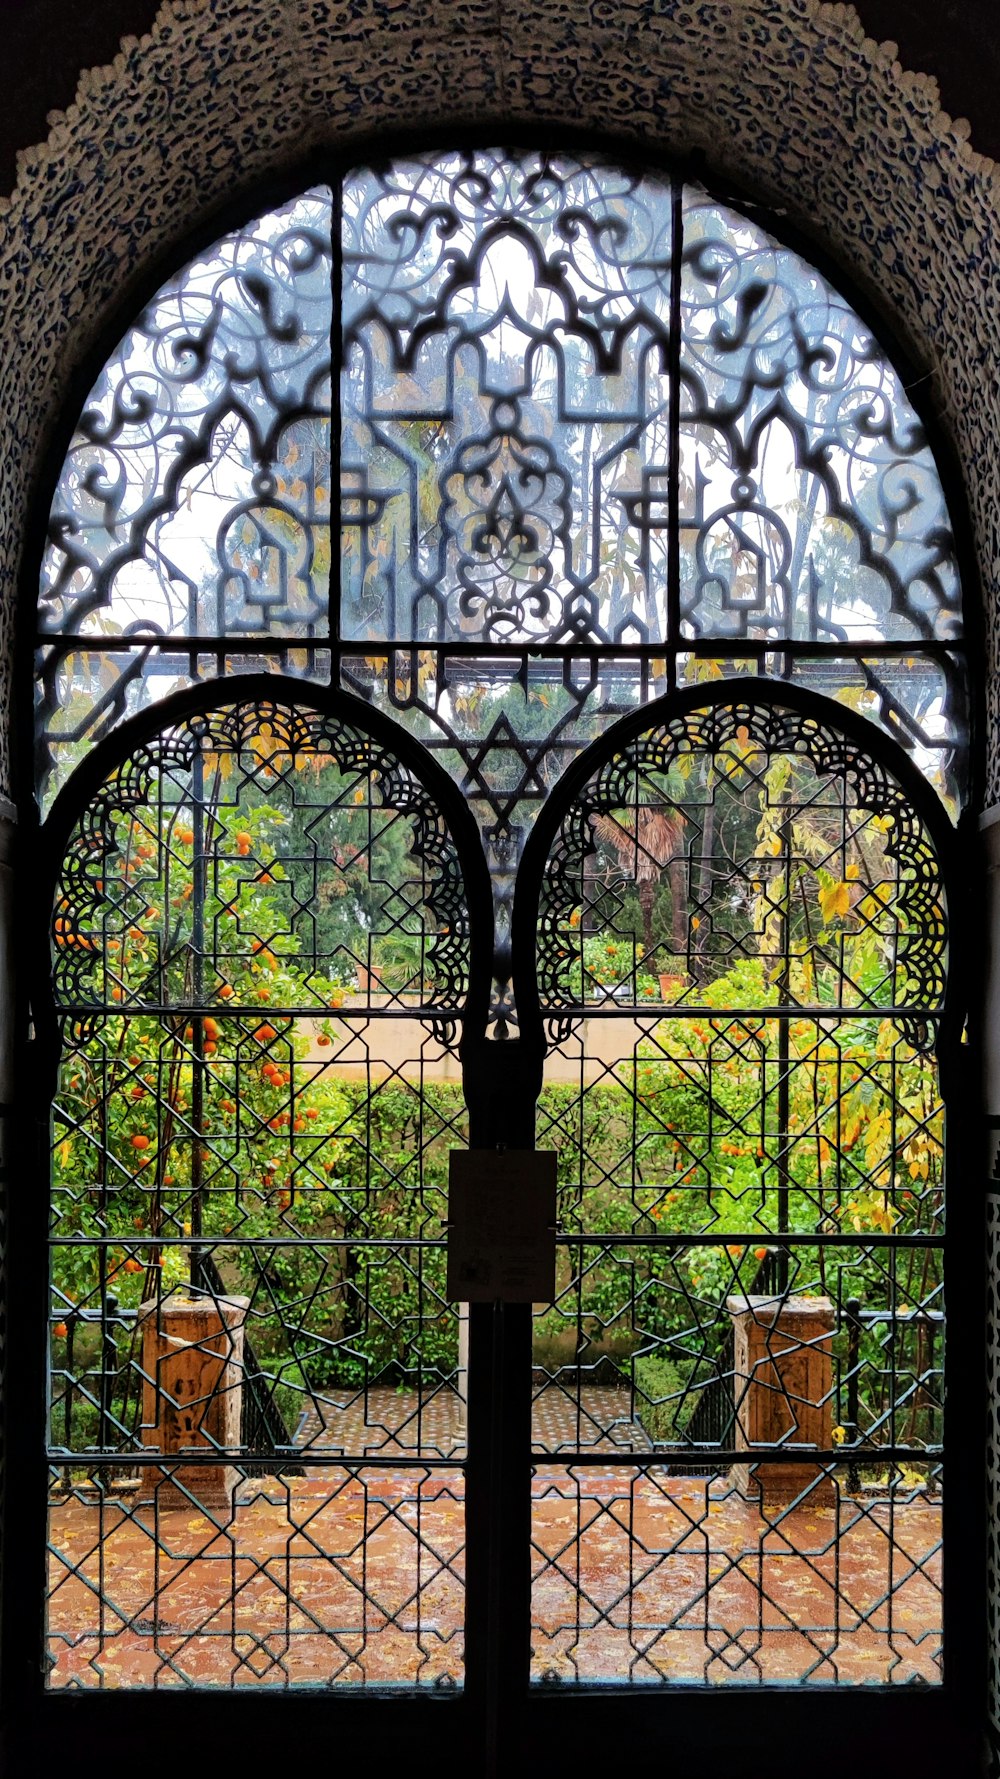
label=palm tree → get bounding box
[590,804,688,958]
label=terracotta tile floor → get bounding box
[46,1387,941,1690]
[292,1383,651,1456]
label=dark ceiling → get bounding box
[0,0,996,196]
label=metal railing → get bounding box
[655,1259,943,1484]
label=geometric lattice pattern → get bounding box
[48,1466,464,1689]
[528,694,947,1683]
[32,142,965,1700]
[530,1466,941,1687]
[44,695,471,1687]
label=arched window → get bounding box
[26,148,972,1740]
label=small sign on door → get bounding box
[446,1150,557,1303]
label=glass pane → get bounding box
[531,1462,941,1686]
[39,187,333,752]
[529,694,945,1687]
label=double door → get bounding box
[14,676,973,1776]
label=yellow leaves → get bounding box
[831,1426,847,1445]
[353,787,365,806]
[869,1198,899,1234]
[841,1112,862,1149]
[683,656,724,684]
[56,1138,72,1169]
[864,1107,890,1173]
[819,879,851,923]
[844,1189,900,1235]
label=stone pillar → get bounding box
[139,1290,248,1510]
[727,1293,835,1506]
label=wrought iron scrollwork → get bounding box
[537,696,947,1040]
[36,147,965,1695]
[53,696,472,1029]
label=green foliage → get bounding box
[632,1353,694,1445]
[50,747,945,1458]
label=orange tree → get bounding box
[50,775,382,1442]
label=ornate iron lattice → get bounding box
[536,698,947,1042]
[44,694,472,1688]
[522,694,946,1685]
[38,153,967,977]
[341,150,966,883]
[37,187,334,798]
[33,148,967,1702]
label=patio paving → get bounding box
[47,1412,941,1689]
[292,1382,652,1457]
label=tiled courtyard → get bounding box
[47,1387,941,1690]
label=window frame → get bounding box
[3,135,987,1777]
